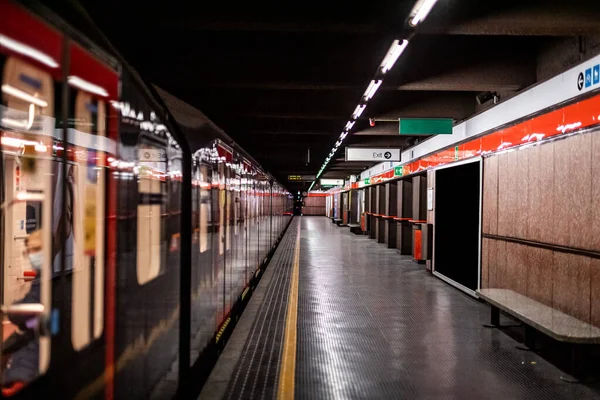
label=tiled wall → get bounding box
[482,129,600,326]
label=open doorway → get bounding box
[433,158,481,295]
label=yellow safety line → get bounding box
[277,222,301,400]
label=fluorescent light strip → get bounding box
[352,104,366,119]
[0,34,59,68]
[68,76,109,97]
[410,0,440,26]
[345,120,355,130]
[363,80,382,101]
[340,132,348,140]
[1,84,48,107]
[380,39,409,74]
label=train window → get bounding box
[136,144,167,285]
[199,165,210,253]
[70,90,106,350]
[1,55,54,390]
[218,163,225,256]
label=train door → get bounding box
[0,54,54,395]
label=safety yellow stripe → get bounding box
[277,222,301,400]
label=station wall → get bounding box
[481,129,600,326]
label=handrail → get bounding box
[482,233,600,260]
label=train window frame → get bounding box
[69,89,108,351]
[135,137,168,285]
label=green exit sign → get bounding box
[364,178,371,185]
[399,118,453,135]
[394,165,403,176]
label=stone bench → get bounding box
[477,288,600,381]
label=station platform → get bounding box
[199,217,600,400]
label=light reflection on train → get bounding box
[0,1,293,398]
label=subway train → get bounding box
[0,1,293,399]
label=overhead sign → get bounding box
[288,175,316,182]
[320,178,344,186]
[345,147,401,162]
[399,118,453,135]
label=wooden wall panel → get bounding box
[505,242,527,296]
[497,153,510,237]
[568,134,592,250]
[515,150,529,239]
[481,238,489,288]
[552,138,571,247]
[538,142,555,245]
[593,134,600,251]
[526,247,553,306]
[527,145,543,242]
[592,259,600,327]
[552,252,591,323]
[482,157,498,235]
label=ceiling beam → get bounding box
[189,82,361,90]
[245,130,332,136]
[178,59,531,93]
[422,7,600,36]
[157,20,390,34]
[234,113,344,120]
[394,59,534,92]
[353,124,399,136]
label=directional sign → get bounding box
[320,178,344,186]
[578,72,585,91]
[288,175,316,182]
[345,147,401,162]
[399,118,453,135]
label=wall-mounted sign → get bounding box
[320,178,344,186]
[399,118,453,135]
[364,178,371,185]
[345,147,401,162]
[394,165,403,176]
[580,64,600,90]
[288,175,316,182]
[139,148,166,162]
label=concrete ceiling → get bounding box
[47,0,600,191]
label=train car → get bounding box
[0,1,293,399]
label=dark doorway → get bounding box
[434,160,481,292]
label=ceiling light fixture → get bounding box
[409,0,440,26]
[345,120,356,131]
[352,104,366,119]
[67,76,109,97]
[363,80,382,101]
[0,34,59,68]
[380,39,409,74]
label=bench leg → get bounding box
[516,325,539,351]
[483,306,522,329]
[483,306,500,328]
[560,345,598,383]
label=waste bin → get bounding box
[411,221,432,263]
